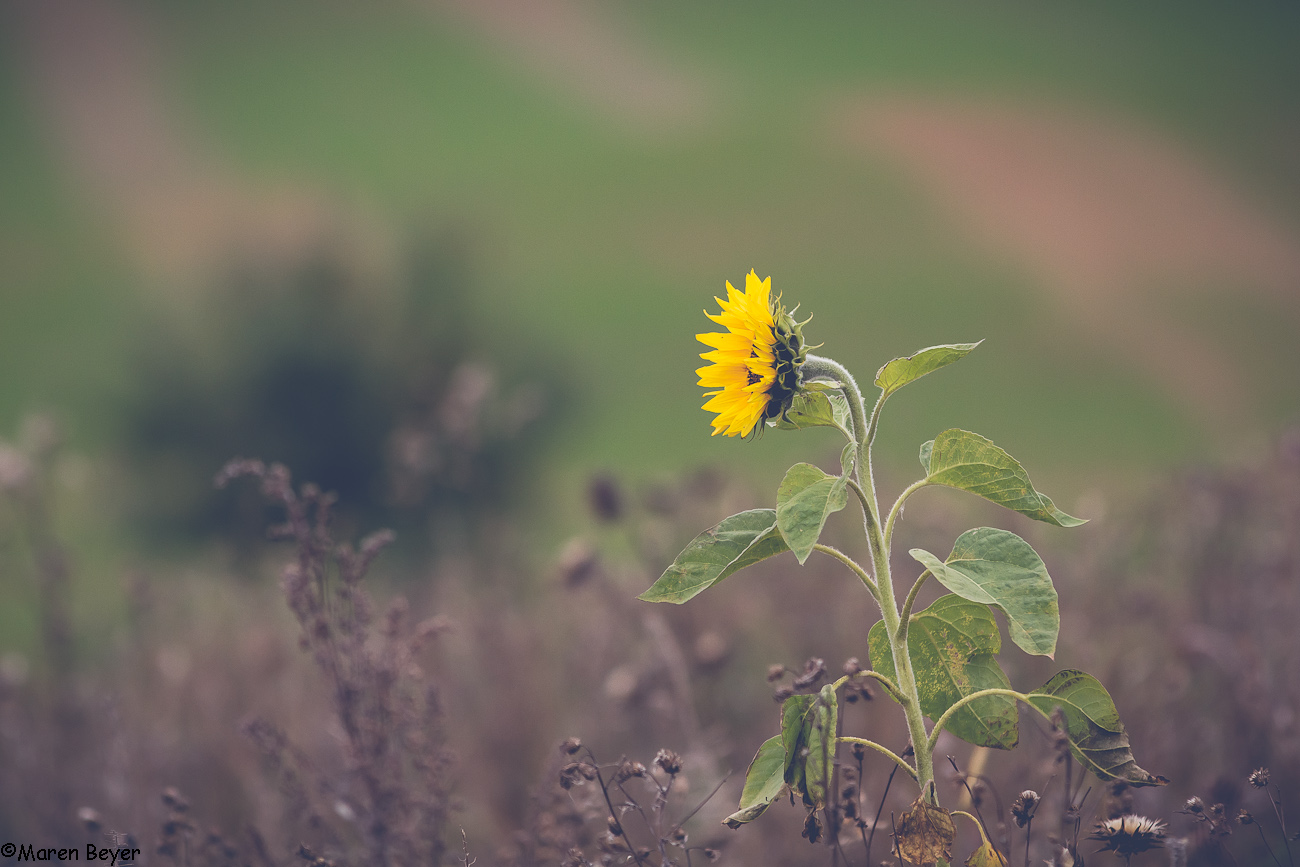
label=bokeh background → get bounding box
[1,1,1299,864]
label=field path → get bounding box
[844,96,1300,422]
[8,0,374,284]
[427,0,709,133]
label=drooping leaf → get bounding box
[776,464,848,565]
[896,797,956,866]
[919,439,934,474]
[924,430,1086,527]
[875,342,982,400]
[723,735,787,828]
[802,684,838,810]
[639,509,788,604]
[780,694,816,793]
[965,839,1009,867]
[1027,670,1167,787]
[840,441,856,478]
[771,388,852,433]
[911,528,1059,658]
[869,596,1018,749]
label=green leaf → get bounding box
[772,389,852,433]
[870,596,1019,749]
[803,684,839,810]
[875,342,983,400]
[924,430,1086,527]
[911,528,1059,658]
[919,439,934,474]
[840,442,856,478]
[639,510,789,603]
[723,735,787,828]
[776,464,848,565]
[780,694,816,794]
[1027,671,1167,787]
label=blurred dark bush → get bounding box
[124,228,551,556]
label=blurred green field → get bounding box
[2,0,1299,538]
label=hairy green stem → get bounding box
[804,354,935,797]
[813,543,878,602]
[885,478,931,551]
[897,570,931,643]
[839,737,918,780]
[830,669,905,705]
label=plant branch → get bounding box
[813,543,878,602]
[884,478,931,551]
[897,570,930,643]
[925,688,1064,756]
[837,737,917,781]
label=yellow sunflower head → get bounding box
[696,271,810,437]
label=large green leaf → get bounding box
[911,528,1059,658]
[639,509,788,603]
[875,342,982,400]
[924,430,1086,527]
[777,463,848,564]
[869,596,1018,749]
[1027,671,1166,787]
[723,735,787,828]
[802,684,839,810]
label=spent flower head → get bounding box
[1089,815,1166,857]
[696,271,810,437]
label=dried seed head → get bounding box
[560,737,583,755]
[606,815,623,836]
[766,663,787,682]
[1237,810,1254,826]
[1088,815,1166,857]
[1249,767,1271,789]
[1011,790,1040,828]
[792,657,827,690]
[654,749,683,775]
[616,761,646,782]
[1183,797,1204,814]
[704,849,721,863]
[559,763,585,790]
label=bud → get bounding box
[766,663,787,682]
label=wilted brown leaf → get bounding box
[896,797,955,865]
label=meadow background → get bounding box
[1,1,1299,864]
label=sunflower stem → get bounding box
[803,354,934,799]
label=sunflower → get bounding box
[696,271,808,437]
